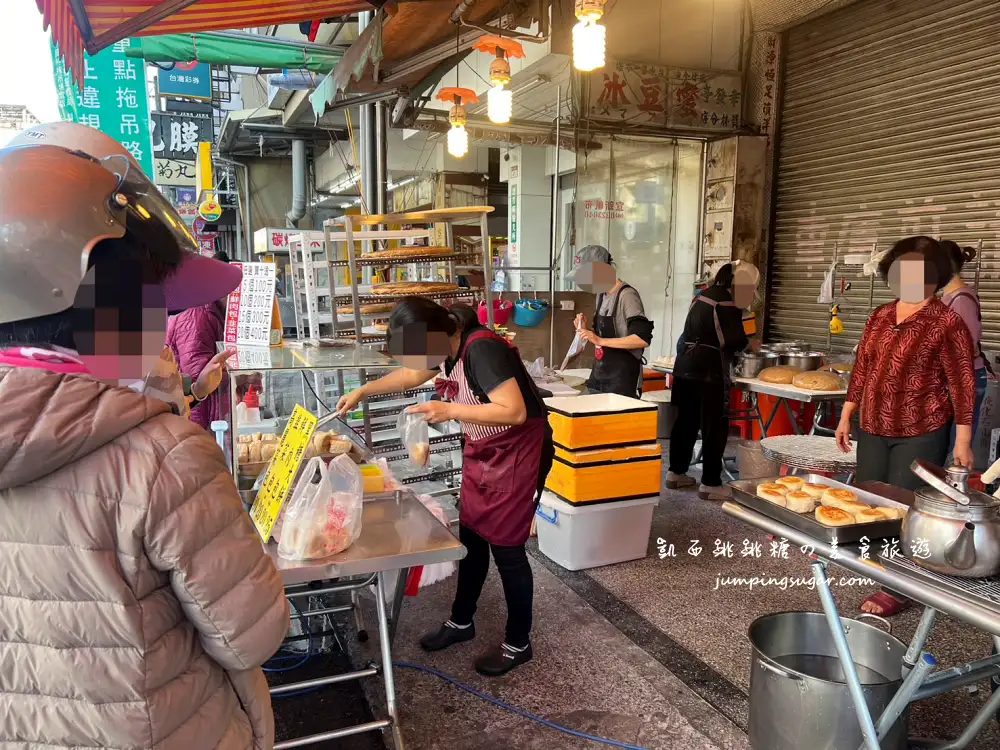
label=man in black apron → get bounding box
[569,246,654,398]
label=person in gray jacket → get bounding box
[0,133,288,748]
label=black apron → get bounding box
[678,293,737,410]
[586,283,643,398]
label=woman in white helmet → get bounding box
[0,134,289,749]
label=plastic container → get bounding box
[534,491,659,570]
[478,299,513,326]
[241,387,262,424]
[513,299,548,327]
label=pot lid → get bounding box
[911,460,996,508]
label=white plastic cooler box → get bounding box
[534,491,659,571]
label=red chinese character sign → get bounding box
[224,262,277,347]
[588,60,742,132]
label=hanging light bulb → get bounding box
[437,88,478,159]
[573,0,607,72]
[487,85,513,125]
[474,36,525,126]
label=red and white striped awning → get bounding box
[38,0,382,85]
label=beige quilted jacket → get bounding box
[0,367,290,749]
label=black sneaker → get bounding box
[474,642,533,677]
[419,621,476,652]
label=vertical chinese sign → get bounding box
[50,40,154,178]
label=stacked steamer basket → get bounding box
[535,393,661,570]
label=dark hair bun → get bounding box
[962,246,977,263]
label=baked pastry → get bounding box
[362,246,453,261]
[312,432,354,457]
[821,488,859,511]
[373,322,389,333]
[776,476,805,491]
[785,491,817,513]
[841,500,872,516]
[238,434,254,445]
[260,443,277,461]
[855,507,888,523]
[249,442,263,463]
[816,506,854,527]
[802,483,828,499]
[338,302,396,315]
[756,483,788,506]
[369,281,460,296]
[758,366,803,384]
[410,442,430,467]
[879,507,906,520]
[260,433,279,443]
[237,443,250,463]
[791,371,847,392]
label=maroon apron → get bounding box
[436,330,552,547]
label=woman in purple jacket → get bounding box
[166,250,236,429]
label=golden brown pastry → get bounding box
[756,483,788,505]
[776,476,805,491]
[791,371,847,392]
[260,433,279,443]
[879,507,906,520]
[362,246,453,261]
[841,500,872,516]
[816,506,854,527]
[757,366,803,384]
[821,488,859,511]
[261,443,278,461]
[373,322,389,333]
[802,483,829,499]
[249,442,263,463]
[410,442,430,467]
[785,491,817,513]
[854,507,888,523]
[238,434,254,445]
[337,302,396,315]
[237,443,250,463]
[370,281,459,296]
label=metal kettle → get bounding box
[901,460,1000,578]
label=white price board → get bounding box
[224,262,276,347]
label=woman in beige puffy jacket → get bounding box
[0,135,289,748]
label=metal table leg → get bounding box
[863,652,936,749]
[779,397,803,435]
[904,607,937,674]
[812,561,881,750]
[930,685,1000,749]
[389,566,410,645]
[376,571,405,750]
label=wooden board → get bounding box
[340,206,494,228]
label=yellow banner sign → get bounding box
[250,405,318,543]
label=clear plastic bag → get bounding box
[277,455,363,561]
[397,409,430,468]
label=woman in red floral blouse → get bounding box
[836,236,977,483]
[837,236,977,617]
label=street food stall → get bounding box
[724,460,1000,750]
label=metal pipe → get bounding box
[914,657,1000,701]
[449,0,477,23]
[289,604,354,620]
[269,668,378,695]
[285,139,307,227]
[904,607,937,671]
[273,720,391,748]
[549,85,561,366]
[481,212,494,328]
[283,574,376,598]
[866,652,935,747]
[375,101,389,216]
[812,561,881,750]
[376,571,405,750]
[933,684,1000,749]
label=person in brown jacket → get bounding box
[0,136,289,748]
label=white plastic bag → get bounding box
[277,455,363,561]
[397,410,430,468]
[414,495,457,588]
[817,259,836,304]
[560,332,586,370]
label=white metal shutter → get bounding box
[770,0,1000,351]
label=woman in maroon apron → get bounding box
[337,298,554,676]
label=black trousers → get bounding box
[856,425,950,491]
[669,377,730,487]
[450,525,533,648]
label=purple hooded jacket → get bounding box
[166,303,226,430]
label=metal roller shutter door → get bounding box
[770,0,1000,352]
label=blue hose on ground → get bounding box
[264,600,313,673]
[393,661,649,750]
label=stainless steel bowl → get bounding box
[778,351,825,371]
[735,352,779,379]
[767,342,807,354]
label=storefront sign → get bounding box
[154,158,197,187]
[229,346,273,370]
[198,198,223,222]
[250,405,318,543]
[253,227,326,254]
[581,197,626,221]
[151,112,213,161]
[224,262,277,347]
[158,61,213,101]
[589,59,742,132]
[50,39,154,177]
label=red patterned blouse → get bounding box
[846,299,976,437]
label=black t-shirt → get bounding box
[441,327,545,419]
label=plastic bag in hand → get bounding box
[397,409,430,468]
[278,455,363,561]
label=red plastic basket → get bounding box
[478,299,513,326]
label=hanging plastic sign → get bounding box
[250,405,318,543]
[225,262,277,347]
[198,198,223,222]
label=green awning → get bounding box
[126,32,343,73]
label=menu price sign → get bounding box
[224,262,277,347]
[250,405,318,543]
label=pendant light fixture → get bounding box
[437,88,478,158]
[473,36,526,125]
[573,0,607,72]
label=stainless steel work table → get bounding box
[723,493,1000,750]
[268,491,466,750]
